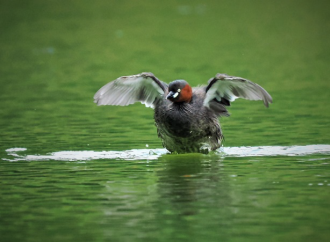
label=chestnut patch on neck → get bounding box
[177,84,192,103]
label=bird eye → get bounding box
[177,88,181,92]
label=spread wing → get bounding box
[204,73,272,115]
[94,72,167,108]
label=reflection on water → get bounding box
[4,145,330,162]
[155,154,229,219]
[2,146,330,242]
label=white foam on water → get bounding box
[3,148,168,162]
[222,145,330,157]
[3,145,330,162]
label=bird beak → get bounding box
[166,91,175,100]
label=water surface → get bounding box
[1,0,330,241]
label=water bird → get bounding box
[94,72,272,153]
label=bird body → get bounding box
[94,72,272,153]
[154,87,222,153]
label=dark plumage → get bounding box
[94,72,272,153]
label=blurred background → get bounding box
[1,0,330,153]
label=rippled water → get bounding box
[2,146,330,242]
[4,145,330,161]
[1,0,330,241]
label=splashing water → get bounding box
[3,145,330,162]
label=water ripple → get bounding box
[3,145,330,162]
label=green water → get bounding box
[1,0,330,241]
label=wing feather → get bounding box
[94,72,167,108]
[204,73,272,111]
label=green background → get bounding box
[1,1,330,241]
